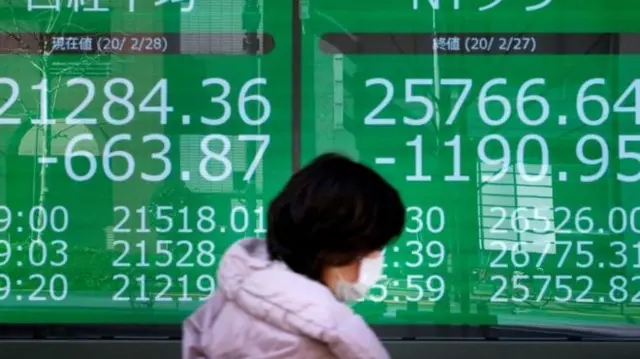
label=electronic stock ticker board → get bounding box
[0,0,640,334]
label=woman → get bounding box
[183,153,405,359]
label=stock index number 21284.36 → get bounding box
[0,77,270,126]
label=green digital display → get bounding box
[304,52,640,324]
[302,0,640,328]
[2,0,640,332]
[0,0,292,323]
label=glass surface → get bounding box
[305,0,630,32]
[1,0,640,335]
[0,0,291,323]
[303,0,640,329]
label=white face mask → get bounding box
[334,254,384,302]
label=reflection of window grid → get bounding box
[179,0,265,54]
[50,60,111,77]
[332,55,344,129]
[105,226,115,249]
[179,135,263,194]
[51,0,115,77]
[478,163,556,255]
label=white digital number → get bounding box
[404,240,445,268]
[139,78,174,124]
[103,134,136,182]
[239,134,270,181]
[0,77,20,125]
[516,78,549,125]
[141,134,172,182]
[516,134,549,182]
[65,133,98,182]
[405,206,446,234]
[576,134,609,183]
[618,135,640,183]
[238,78,271,126]
[66,77,97,125]
[406,274,424,302]
[103,78,135,125]
[199,134,269,182]
[28,274,68,302]
[405,240,424,268]
[442,78,472,125]
[0,274,9,300]
[426,275,445,302]
[477,134,510,182]
[199,134,232,181]
[406,134,431,182]
[478,78,510,126]
[367,275,388,303]
[31,78,54,125]
[364,78,473,126]
[364,78,395,125]
[201,78,270,126]
[613,79,640,124]
[201,78,231,126]
[404,78,434,126]
[576,78,609,126]
[65,133,172,182]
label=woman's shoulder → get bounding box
[217,238,354,331]
[185,239,388,359]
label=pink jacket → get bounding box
[182,238,390,359]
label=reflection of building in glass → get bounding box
[10,123,111,249]
[477,162,556,256]
[18,124,99,156]
[312,39,359,160]
[179,0,264,54]
[179,134,265,236]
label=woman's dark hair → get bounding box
[266,153,405,281]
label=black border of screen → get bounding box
[2,340,640,359]
[1,0,636,347]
